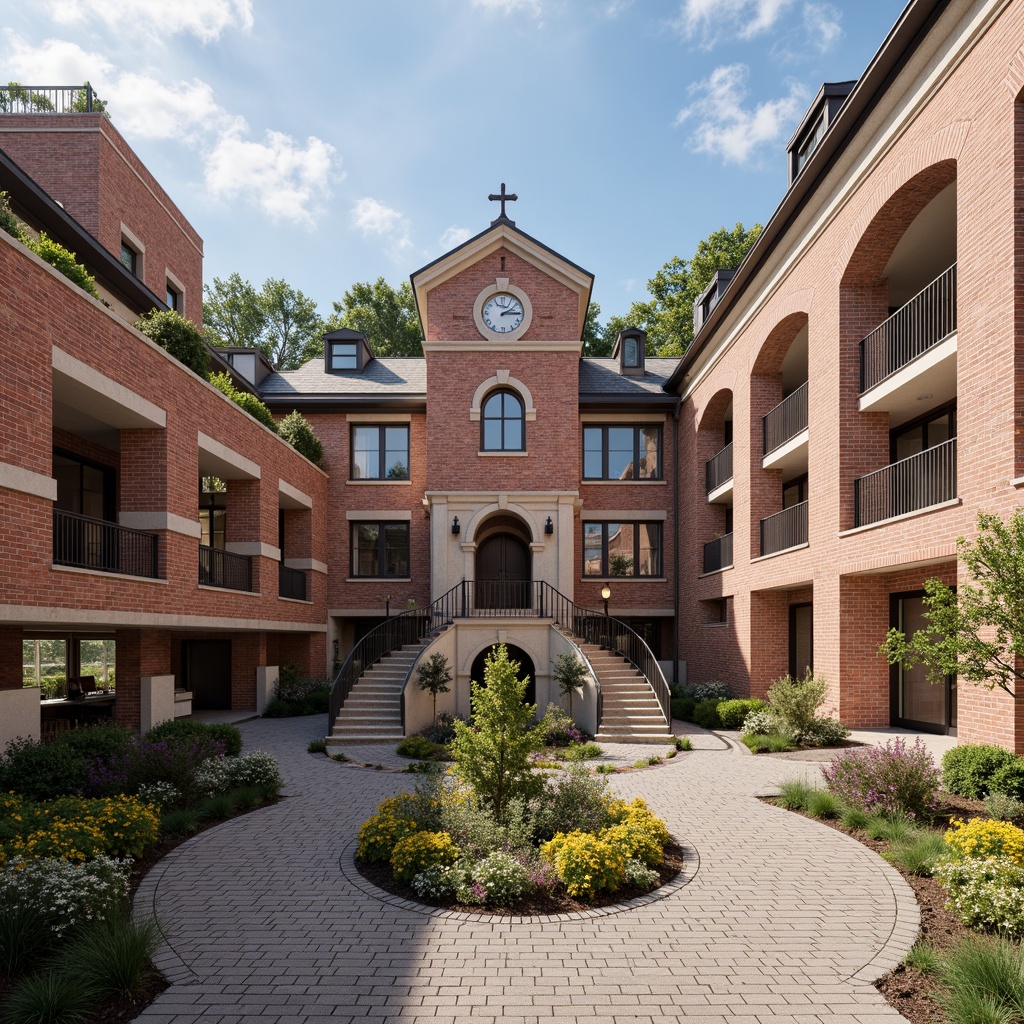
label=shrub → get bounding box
[670,697,695,721]
[934,858,1024,938]
[777,778,812,810]
[532,765,614,843]
[565,741,602,761]
[866,812,918,845]
[0,968,98,1024]
[146,719,242,757]
[135,781,181,810]
[674,736,692,751]
[60,907,161,999]
[601,818,665,868]
[0,736,88,800]
[308,738,327,754]
[766,671,827,742]
[539,703,583,747]
[991,760,1024,802]
[841,806,869,830]
[396,736,442,760]
[61,724,133,763]
[135,308,209,377]
[740,709,778,736]
[208,371,278,430]
[419,712,462,745]
[0,189,22,239]
[692,697,724,730]
[26,232,98,297]
[412,862,468,900]
[467,851,532,904]
[820,737,939,818]
[884,832,948,876]
[277,410,324,466]
[987,792,1024,822]
[356,797,419,863]
[390,830,460,883]
[541,830,625,899]
[805,789,842,819]
[945,818,1024,866]
[804,716,850,748]
[942,745,1018,799]
[194,751,282,800]
[936,935,1024,1021]
[742,733,795,753]
[624,858,660,891]
[160,809,199,836]
[716,698,767,730]
[675,681,730,702]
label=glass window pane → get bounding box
[504,418,522,450]
[927,414,950,448]
[53,455,81,514]
[583,427,603,478]
[352,426,380,479]
[384,427,409,479]
[583,523,603,576]
[639,427,660,479]
[383,524,409,576]
[607,427,634,480]
[353,524,379,576]
[894,425,923,462]
[483,419,502,450]
[608,523,634,576]
[81,465,106,519]
[331,344,357,370]
[638,523,660,576]
[483,393,502,418]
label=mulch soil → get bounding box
[356,839,687,916]
[770,792,985,1024]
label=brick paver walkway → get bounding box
[134,717,917,1023]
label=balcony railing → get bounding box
[198,545,253,592]
[763,382,808,456]
[53,510,159,578]
[760,501,808,557]
[705,442,733,494]
[278,563,307,601]
[703,533,733,574]
[0,84,99,114]
[860,264,957,393]
[854,438,957,528]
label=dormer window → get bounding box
[787,80,856,185]
[323,328,373,374]
[612,328,646,377]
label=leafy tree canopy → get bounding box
[604,223,762,357]
[136,309,209,378]
[277,410,324,467]
[881,511,1024,699]
[581,301,611,357]
[323,277,423,357]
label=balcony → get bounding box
[706,442,734,504]
[859,264,957,420]
[854,438,957,528]
[762,382,808,473]
[53,510,159,578]
[760,502,808,557]
[198,545,253,592]
[0,84,100,114]
[702,533,733,574]
[278,563,307,601]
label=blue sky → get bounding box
[3,0,905,326]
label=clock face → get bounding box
[482,293,524,334]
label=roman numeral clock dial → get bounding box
[482,293,524,334]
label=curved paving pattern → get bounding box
[134,718,917,1023]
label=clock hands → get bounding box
[501,307,522,316]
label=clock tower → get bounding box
[410,192,594,605]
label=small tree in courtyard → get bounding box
[552,652,588,719]
[881,510,1024,699]
[416,651,452,722]
[450,644,543,821]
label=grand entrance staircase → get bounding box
[325,581,672,746]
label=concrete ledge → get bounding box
[0,688,40,745]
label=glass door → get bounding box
[891,592,956,734]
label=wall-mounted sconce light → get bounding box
[545,516,554,535]
[451,516,460,536]
[385,594,392,618]
[601,584,611,617]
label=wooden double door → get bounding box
[475,534,531,610]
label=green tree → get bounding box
[607,223,762,356]
[208,372,278,432]
[416,651,453,722]
[277,410,324,466]
[259,278,324,370]
[882,511,1024,699]
[135,309,209,378]
[0,82,54,113]
[450,644,543,820]
[552,653,588,719]
[324,277,423,356]
[581,301,612,357]
[203,273,268,349]
[70,81,107,113]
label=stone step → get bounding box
[335,709,402,722]
[326,732,404,745]
[594,733,673,745]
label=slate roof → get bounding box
[578,358,678,397]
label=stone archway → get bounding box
[473,513,533,609]
[469,643,536,706]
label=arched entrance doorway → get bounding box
[474,514,532,609]
[469,643,536,706]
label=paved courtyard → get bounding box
[135,718,922,1023]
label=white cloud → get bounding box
[676,64,807,165]
[471,0,542,16]
[206,132,337,226]
[802,2,842,52]
[351,198,413,259]
[601,0,635,17]
[47,0,253,43]
[676,0,795,47]
[439,226,471,250]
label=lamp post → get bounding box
[601,584,611,618]
[601,584,611,647]
[385,594,392,619]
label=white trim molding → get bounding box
[345,510,412,521]
[284,558,329,574]
[198,432,260,480]
[118,511,202,538]
[278,479,313,509]
[52,347,166,428]
[469,370,537,421]
[0,462,57,501]
[581,510,668,521]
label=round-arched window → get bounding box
[481,389,525,451]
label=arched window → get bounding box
[481,389,525,451]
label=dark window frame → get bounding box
[120,240,138,275]
[166,283,180,311]
[350,521,411,578]
[480,388,526,452]
[582,424,663,481]
[53,448,116,521]
[328,341,359,373]
[350,424,411,481]
[889,402,957,462]
[582,520,663,578]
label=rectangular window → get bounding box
[351,522,410,577]
[166,284,180,311]
[53,451,114,520]
[582,521,662,577]
[330,342,358,371]
[120,241,137,275]
[582,425,661,480]
[351,425,410,480]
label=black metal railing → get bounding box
[763,382,808,457]
[854,438,957,528]
[327,580,671,735]
[860,263,957,393]
[760,501,809,557]
[198,545,253,592]
[705,441,733,494]
[52,510,159,578]
[0,84,98,114]
[278,563,307,601]
[703,533,733,574]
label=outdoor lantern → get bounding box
[601,584,611,616]
[451,516,460,535]
[545,516,554,535]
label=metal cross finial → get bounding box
[488,182,518,223]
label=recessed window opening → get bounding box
[583,521,662,577]
[481,389,525,451]
[330,343,358,371]
[352,522,410,577]
[352,425,410,480]
[120,241,138,275]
